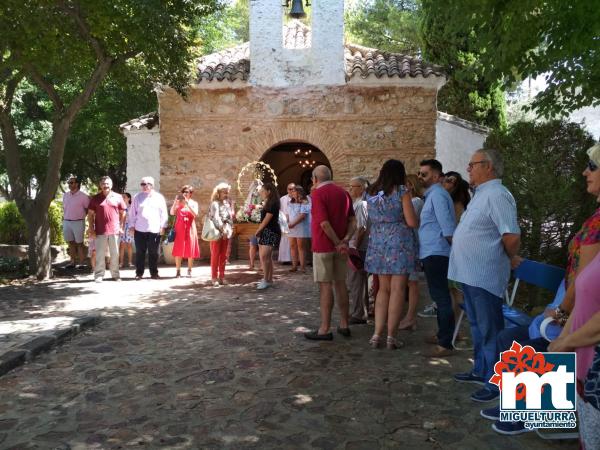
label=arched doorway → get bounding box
[260,141,331,195]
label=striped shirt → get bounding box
[448,179,520,298]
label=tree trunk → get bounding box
[24,206,52,280]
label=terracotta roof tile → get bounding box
[196,43,250,83]
[119,112,159,132]
[344,44,444,80]
[195,23,444,83]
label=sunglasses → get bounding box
[140,182,148,186]
[588,160,598,172]
[417,172,429,177]
[182,190,191,194]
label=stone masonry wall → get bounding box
[159,85,437,207]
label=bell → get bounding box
[288,0,307,19]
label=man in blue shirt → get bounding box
[449,149,521,403]
[418,159,457,357]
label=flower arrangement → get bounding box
[236,202,263,223]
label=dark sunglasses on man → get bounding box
[588,160,598,172]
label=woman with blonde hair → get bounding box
[170,185,200,278]
[209,182,234,286]
[398,174,425,331]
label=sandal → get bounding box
[369,335,382,349]
[289,267,298,272]
[387,336,405,350]
[187,269,192,278]
[175,270,181,278]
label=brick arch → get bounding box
[242,124,349,177]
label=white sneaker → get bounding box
[257,279,270,290]
[212,279,220,287]
[94,277,103,283]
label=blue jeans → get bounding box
[496,325,548,356]
[422,256,455,349]
[462,283,504,391]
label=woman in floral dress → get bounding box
[365,159,418,349]
[170,185,200,278]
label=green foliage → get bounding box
[0,201,27,244]
[345,0,506,128]
[345,0,422,54]
[485,120,597,271]
[0,200,64,245]
[196,0,248,55]
[422,0,600,118]
[48,201,65,246]
[420,0,507,128]
[0,256,28,280]
[1,0,218,277]
[62,65,157,192]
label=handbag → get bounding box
[201,214,221,241]
[167,228,176,243]
[278,210,290,234]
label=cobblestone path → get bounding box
[0,264,577,449]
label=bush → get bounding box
[0,200,65,245]
[0,201,27,244]
[0,256,28,279]
[49,201,65,245]
[485,120,597,307]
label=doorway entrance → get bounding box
[260,142,331,195]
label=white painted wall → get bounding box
[249,0,345,87]
[435,112,489,179]
[124,129,160,195]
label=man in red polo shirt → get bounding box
[305,165,356,341]
[87,176,126,282]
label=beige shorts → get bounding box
[313,252,348,282]
[63,219,85,243]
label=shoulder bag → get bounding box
[201,214,221,241]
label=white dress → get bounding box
[277,194,292,261]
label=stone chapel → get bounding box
[120,0,487,202]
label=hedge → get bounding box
[0,201,65,246]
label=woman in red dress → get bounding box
[170,185,200,277]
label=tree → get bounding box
[345,0,507,128]
[345,0,422,55]
[424,0,600,118]
[485,120,596,307]
[420,0,507,128]
[62,65,158,193]
[196,0,249,55]
[0,0,218,279]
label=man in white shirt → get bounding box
[128,176,168,280]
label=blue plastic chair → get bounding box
[505,259,566,307]
[452,259,566,344]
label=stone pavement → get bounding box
[0,263,577,449]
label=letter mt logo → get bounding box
[489,341,577,429]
